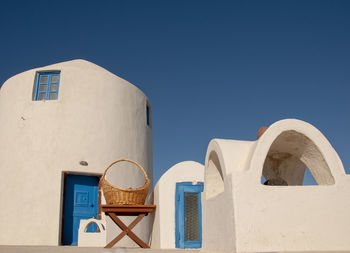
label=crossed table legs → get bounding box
[101,205,156,249]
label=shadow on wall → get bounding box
[260,129,335,186]
[205,151,224,199]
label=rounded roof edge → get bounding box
[155,161,204,187]
[0,59,151,103]
[168,160,204,168]
[205,138,256,175]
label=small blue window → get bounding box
[34,72,60,100]
[175,182,204,249]
[146,104,151,126]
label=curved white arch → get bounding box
[249,119,345,185]
[205,140,227,199]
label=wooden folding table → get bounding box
[101,204,156,248]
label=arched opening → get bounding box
[205,151,224,199]
[261,130,335,186]
[84,221,104,233]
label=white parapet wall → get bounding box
[151,161,204,249]
[0,60,153,246]
[202,119,350,253]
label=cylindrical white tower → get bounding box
[0,59,153,246]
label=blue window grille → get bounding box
[175,182,204,249]
[34,72,60,100]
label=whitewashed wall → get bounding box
[0,60,153,246]
[151,161,204,249]
[202,119,350,253]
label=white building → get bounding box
[202,119,350,252]
[1,60,350,252]
[0,60,153,246]
[151,119,350,252]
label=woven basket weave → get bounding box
[100,159,150,205]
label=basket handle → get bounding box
[101,159,150,184]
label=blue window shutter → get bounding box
[175,185,184,248]
[175,182,204,249]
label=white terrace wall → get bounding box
[151,161,204,249]
[0,60,153,246]
[202,119,350,253]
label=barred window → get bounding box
[34,72,60,100]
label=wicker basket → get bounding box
[99,159,150,205]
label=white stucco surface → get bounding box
[0,60,153,246]
[202,119,350,253]
[78,218,106,247]
[150,161,204,249]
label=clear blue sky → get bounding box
[1,0,349,184]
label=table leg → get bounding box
[105,213,149,248]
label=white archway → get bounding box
[249,119,345,185]
[262,130,334,185]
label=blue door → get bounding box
[175,182,204,249]
[63,174,99,245]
